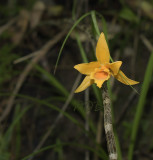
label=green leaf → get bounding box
[76,33,88,63]
[119,7,139,23]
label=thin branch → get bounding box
[0,30,67,123]
[28,73,82,160]
[13,51,40,64]
[140,35,153,52]
[0,17,17,35]
[115,92,137,125]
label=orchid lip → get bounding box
[91,65,110,81]
[94,70,109,80]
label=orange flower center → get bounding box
[94,70,108,80]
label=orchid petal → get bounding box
[75,76,94,93]
[96,33,110,64]
[106,61,122,76]
[94,79,106,88]
[74,61,100,75]
[115,70,139,85]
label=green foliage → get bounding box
[128,51,153,160]
[54,139,63,160]
[0,44,18,87]
[0,105,31,160]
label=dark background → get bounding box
[0,0,153,160]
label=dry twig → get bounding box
[140,35,153,52]
[0,17,17,35]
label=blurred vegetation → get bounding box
[0,0,153,160]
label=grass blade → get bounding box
[91,11,101,36]
[54,11,91,73]
[0,105,31,154]
[76,33,88,63]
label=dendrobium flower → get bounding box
[74,32,139,93]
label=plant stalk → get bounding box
[102,84,117,160]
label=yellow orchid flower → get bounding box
[74,32,139,93]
